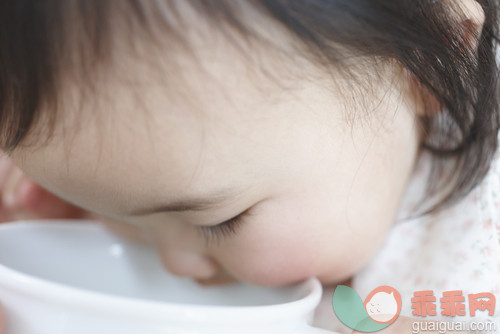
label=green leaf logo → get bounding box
[332,285,401,332]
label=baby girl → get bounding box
[0,0,498,332]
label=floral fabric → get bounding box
[313,145,500,333]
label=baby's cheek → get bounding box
[218,240,319,286]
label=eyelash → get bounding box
[197,211,248,245]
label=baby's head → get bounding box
[0,0,497,286]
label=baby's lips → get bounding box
[195,269,237,286]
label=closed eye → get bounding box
[196,209,249,245]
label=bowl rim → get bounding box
[0,220,323,324]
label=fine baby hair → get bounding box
[0,0,498,214]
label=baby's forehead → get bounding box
[8,29,393,198]
[2,0,394,158]
[0,1,274,152]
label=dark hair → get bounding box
[0,0,499,212]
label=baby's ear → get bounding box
[451,0,485,51]
[404,0,486,118]
[404,69,442,117]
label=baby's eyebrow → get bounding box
[128,189,239,216]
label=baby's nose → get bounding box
[158,250,219,280]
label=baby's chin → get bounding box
[322,276,353,288]
[193,264,354,288]
[316,274,354,287]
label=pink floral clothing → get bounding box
[313,146,500,333]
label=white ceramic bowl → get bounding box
[0,220,336,334]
